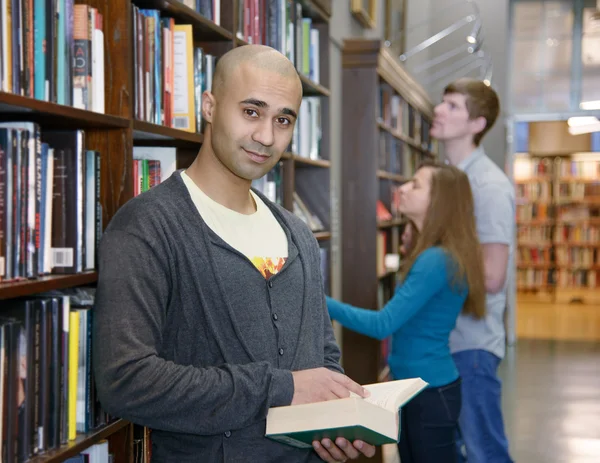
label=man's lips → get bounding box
[243,148,271,164]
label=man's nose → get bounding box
[252,119,275,147]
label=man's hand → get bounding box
[291,368,370,405]
[312,438,376,462]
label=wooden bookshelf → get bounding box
[0,272,98,301]
[27,420,131,463]
[0,0,334,460]
[340,39,438,409]
[514,122,600,306]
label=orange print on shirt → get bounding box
[251,257,287,279]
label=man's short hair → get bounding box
[444,78,500,146]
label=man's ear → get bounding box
[202,90,216,123]
[470,115,487,136]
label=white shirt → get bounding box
[181,171,288,279]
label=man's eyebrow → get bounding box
[282,108,297,119]
[240,98,297,119]
[240,98,268,108]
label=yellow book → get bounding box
[69,310,80,441]
[172,24,196,133]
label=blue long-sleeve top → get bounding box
[327,247,468,388]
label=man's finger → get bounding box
[312,441,336,462]
[328,379,352,399]
[332,374,370,398]
[353,440,376,458]
[335,438,359,459]
[320,439,347,462]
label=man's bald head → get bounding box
[211,45,302,98]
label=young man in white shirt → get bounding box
[430,78,515,463]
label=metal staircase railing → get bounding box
[385,0,493,93]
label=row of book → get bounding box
[556,269,598,288]
[517,225,553,243]
[517,268,554,288]
[0,1,105,113]
[555,224,600,244]
[555,247,599,268]
[556,182,600,200]
[177,0,221,26]
[235,0,321,84]
[0,125,100,282]
[516,203,552,222]
[292,97,322,160]
[515,182,552,201]
[379,84,433,150]
[132,147,177,198]
[133,5,217,133]
[517,247,551,266]
[1,287,111,463]
[378,131,421,176]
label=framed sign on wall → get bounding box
[351,0,377,29]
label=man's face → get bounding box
[205,63,302,181]
[430,93,481,143]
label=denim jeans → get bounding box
[397,377,462,463]
[452,349,514,463]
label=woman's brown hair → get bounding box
[399,162,486,319]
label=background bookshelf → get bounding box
[0,0,333,461]
[340,39,438,410]
[513,121,600,306]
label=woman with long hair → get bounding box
[326,162,486,463]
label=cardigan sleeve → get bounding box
[326,248,452,341]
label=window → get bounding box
[510,0,600,113]
[511,0,574,113]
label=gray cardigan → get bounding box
[92,171,343,462]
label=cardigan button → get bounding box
[224,431,231,438]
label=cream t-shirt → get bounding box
[181,171,288,279]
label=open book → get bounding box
[265,377,428,448]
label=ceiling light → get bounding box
[567,116,599,127]
[580,100,600,110]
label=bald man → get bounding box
[93,45,376,462]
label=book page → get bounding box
[351,378,428,413]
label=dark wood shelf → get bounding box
[377,170,406,183]
[132,0,233,41]
[377,218,406,229]
[0,92,130,129]
[299,74,331,97]
[133,120,204,145]
[314,231,332,241]
[0,272,98,301]
[27,420,130,463]
[293,155,331,168]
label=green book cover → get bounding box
[267,425,398,449]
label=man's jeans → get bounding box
[452,349,514,463]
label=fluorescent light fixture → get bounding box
[567,116,599,127]
[580,100,600,110]
[567,116,600,135]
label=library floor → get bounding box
[383,337,600,463]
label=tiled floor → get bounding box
[501,339,600,463]
[384,338,600,463]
